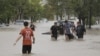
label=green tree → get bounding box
[0,0,43,24]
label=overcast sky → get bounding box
[41,0,47,5]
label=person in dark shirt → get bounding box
[76,22,86,39]
[50,22,59,40]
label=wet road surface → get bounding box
[0,21,100,56]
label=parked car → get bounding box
[15,19,31,25]
[57,20,65,26]
[68,17,79,27]
[14,20,24,25]
[57,18,79,27]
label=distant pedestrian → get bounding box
[30,22,35,31]
[76,22,86,39]
[64,20,74,40]
[50,22,59,40]
[14,21,35,54]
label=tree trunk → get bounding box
[79,19,81,23]
[6,17,10,26]
[7,17,10,24]
[68,13,70,20]
[98,19,100,24]
[18,8,23,20]
[56,14,59,20]
[88,7,92,29]
[60,14,63,20]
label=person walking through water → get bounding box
[14,21,35,54]
[76,22,86,40]
[64,20,74,40]
[50,22,59,40]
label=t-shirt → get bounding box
[64,23,71,34]
[50,25,58,34]
[76,25,86,34]
[20,28,33,45]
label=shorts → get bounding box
[22,45,32,54]
[51,34,58,40]
[77,34,83,38]
[65,34,74,39]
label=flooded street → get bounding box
[0,21,100,56]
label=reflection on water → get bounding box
[13,53,42,56]
[14,53,34,56]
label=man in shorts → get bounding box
[14,21,35,54]
[64,20,74,40]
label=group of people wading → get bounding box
[50,20,86,40]
[13,20,86,54]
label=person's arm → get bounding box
[31,31,35,44]
[13,35,22,45]
[32,36,35,44]
[63,24,67,34]
[74,26,77,34]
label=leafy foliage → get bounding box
[0,0,42,23]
